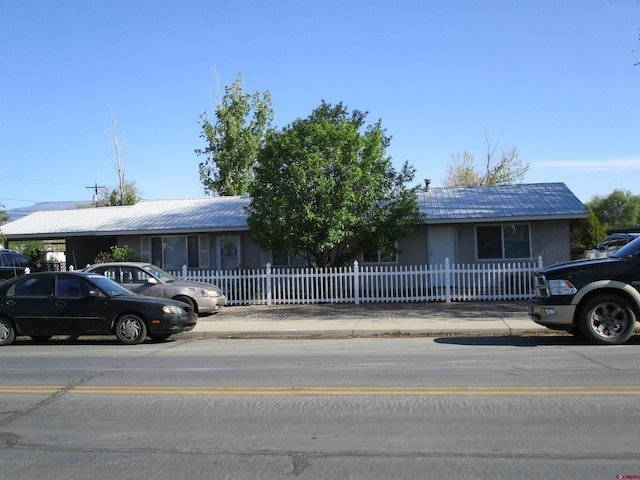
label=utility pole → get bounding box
[86,183,106,207]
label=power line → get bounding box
[86,183,107,207]
[0,174,87,187]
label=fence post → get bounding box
[353,260,360,305]
[445,258,451,303]
[266,263,272,306]
[181,264,187,279]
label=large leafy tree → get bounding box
[247,101,423,267]
[442,136,529,187]
[588,189,640,229]
[196,73,273,196]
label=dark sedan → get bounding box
[0,271,197,346]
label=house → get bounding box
[1,183,587,270]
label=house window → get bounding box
[272,252,306,267]
[362,249,397,264]
[143,235,209,269]
[476,224,531,260]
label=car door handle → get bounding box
[54,301,67,306]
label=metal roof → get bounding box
[419,183,588,223]
[1,197,251,238]
[1,183,587,239]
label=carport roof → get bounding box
[1,196,252,238]
[1,183,587,239]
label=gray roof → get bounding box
[1,197,251,238]
[1,183,587,239]
[419,182,587,223]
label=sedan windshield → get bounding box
[611,236,640,259]
[142,264,178,283]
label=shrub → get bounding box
[95,245,142,263]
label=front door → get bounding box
[428,226,457,290]
[217,237,241,270]
[427,226,456,266]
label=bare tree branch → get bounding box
[106,105,126,205]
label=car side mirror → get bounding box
[147,277,158,285]
[88,289,102,297]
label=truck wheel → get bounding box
[578,294,636,345]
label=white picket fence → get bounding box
[170,257,543,306]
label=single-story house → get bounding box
[1,182,588,270]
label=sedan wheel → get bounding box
[114,314,147,345]
[578,294,636,345]
[173,295,196,314]
[0,317,17,346]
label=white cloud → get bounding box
[531,158,640,172]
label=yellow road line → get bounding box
[0,386,65,394]
[2,386,640,396]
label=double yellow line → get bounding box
[2,385,640,396]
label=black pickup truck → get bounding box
[529,237,640,345]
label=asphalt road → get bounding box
[1,336,640,479]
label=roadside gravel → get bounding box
[201,300,531,322]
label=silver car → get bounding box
[83,262,225,315]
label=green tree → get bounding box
[570,205,606,254]
[588,189,640,229]
[442,150,482,186]
[196,73,273,196]
[442,136,529,187]
[99,181,141,206]
[247,101,423,267]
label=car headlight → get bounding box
[548,279,577,295]
[204,289,220,298]
[163,305,184,315]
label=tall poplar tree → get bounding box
[196,73,273,196]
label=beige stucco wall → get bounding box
[115,232,263,270]
[96,218,572,271]
[529,219,570,266]
[396,226,428,265]
[422,220,571,267]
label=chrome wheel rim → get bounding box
[589,302,629,339]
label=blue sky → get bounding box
[1,0,638,211]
